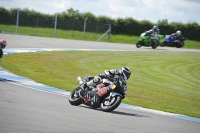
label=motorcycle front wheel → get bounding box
[100,95,122,112]
[151,41,159,49]
[176,43,184,48]
[68,87,82,106]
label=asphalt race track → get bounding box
[0,34,200,133]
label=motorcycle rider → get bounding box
[170,30,184,42]
[80,66,131,97]
[0,39,7,62]
[145,26,160,36]
[145,26,160,43]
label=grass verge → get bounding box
[0,51,199,118]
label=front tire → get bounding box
[176,43,184,48]
[151,42,159,49]
[100,95,122,112]
[68,87,82,106]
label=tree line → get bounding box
[0,7,200,40]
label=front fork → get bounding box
[106,92,123,104]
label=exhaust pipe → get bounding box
[77,77,84,85]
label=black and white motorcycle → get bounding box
[68,76,127,112]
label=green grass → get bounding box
[0,51,200,118]
[0,24,200,49]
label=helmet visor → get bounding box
[123,71,131,80]
[153,29,158,32]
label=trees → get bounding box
[0,6,199,40]
[67,8,80,19]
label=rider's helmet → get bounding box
[176,31,181,36]
[152,26,159,32]
[119,66,131,80]
[0,39,7,49]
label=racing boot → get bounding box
[77,77,88,90]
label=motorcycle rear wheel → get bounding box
[136,41,142,48]
[68,87,82,106]
[160,42,165,47]
[100,95,122,112]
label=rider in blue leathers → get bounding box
[170,31,184,42]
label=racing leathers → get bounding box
[170,33,184,42]
[82,69,127,97]
[145,28,160,43]
[0,49,3,61]
[0,39,7,61]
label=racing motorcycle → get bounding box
[160,35,187,48]
[136,32,164,49]
[68,76,126,112]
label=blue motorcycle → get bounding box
[160,35,187,48]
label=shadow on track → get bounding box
[0,78,18,83]
[136,47,167,50]
[79,105,150,118]
[111,110,151,118]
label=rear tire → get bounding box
[68,87,82,106]
[136,41,142,48]
[100,95,122,112]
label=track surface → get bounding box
[2,34,200,52]
[0,34,200,133]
